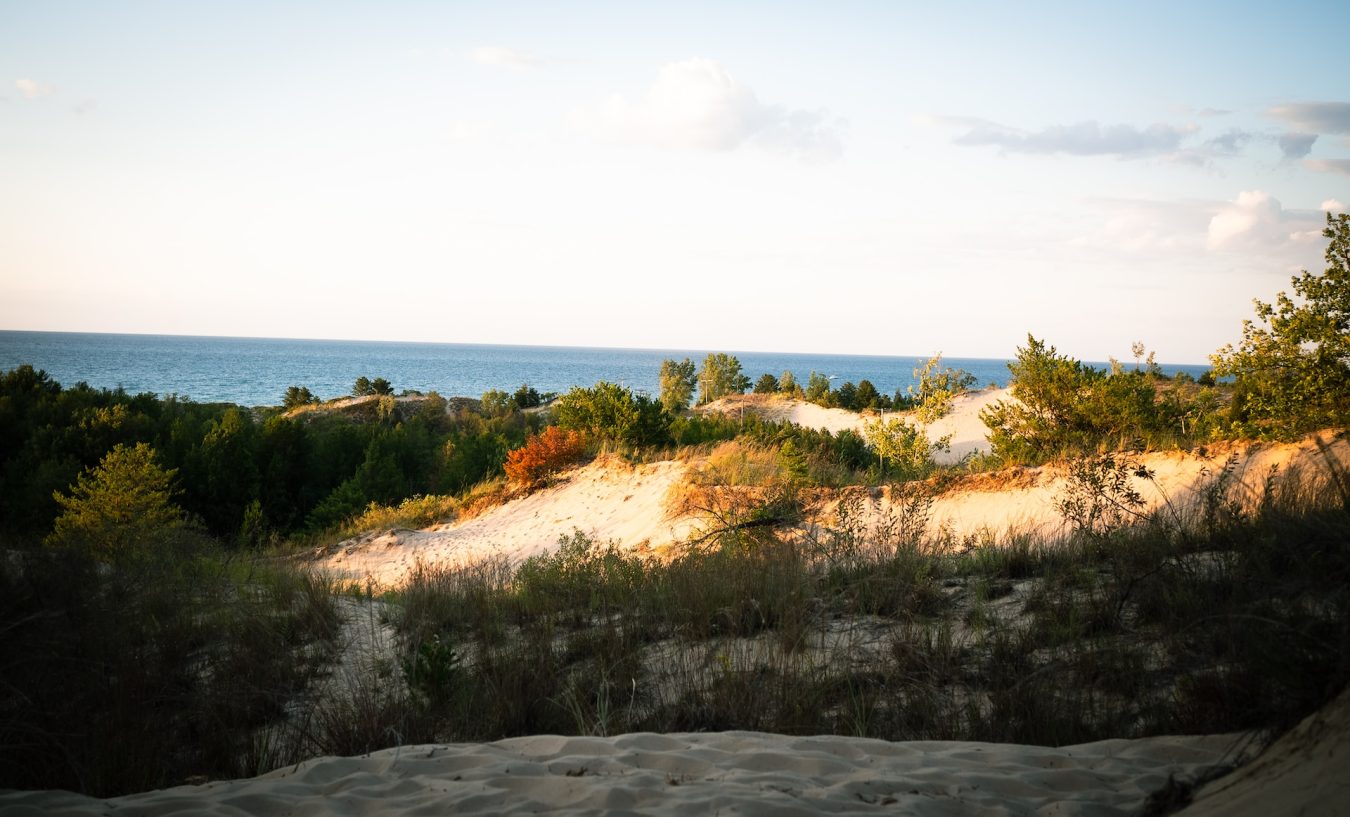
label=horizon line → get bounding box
[0,327,1216,368]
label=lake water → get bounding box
[0,331,1213,408]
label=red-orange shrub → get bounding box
[504,427,587,488]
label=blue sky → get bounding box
[2,1,1348,362]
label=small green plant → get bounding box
[1054,454,1153,537]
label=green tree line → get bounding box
[0,371,542,545]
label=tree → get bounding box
[696,353,750,404]
[480,389,514,417]
[980,336,1104,462]
[863,417,949,480]
[352,376,374,397]
[1211,212,1350,436]
[554,382,669,447]
[282,385,319,409]
[753,373,780,394]
[805,371,832,404]
[778,371,803,398]
[835,381,858,410]
[981,336,1177,462]
[910,353,977,423]
[47,443,185,558]
[659,358,697,413]
[196,407,259,536]
[855,380,882,410]
[370,377,394,396]
[513,383,542,409]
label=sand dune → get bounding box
[0,728,1246,816]
[317,457,697,588]
[316,380,1346,590]
[317,431,1347,589]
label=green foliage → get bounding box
[553,382,670,447]
[480,388,515,417]
[370,377,394,396]
[659,358,697,413]
[512,383,543,409]
[805,371,832,404]
[753,372,780,394]
[1054,454,1152,538]
[515,530,649,618]
[778,370,803,398]
[46,442,185,559]
[777,439,808,483]
[855,379,883,410]
[282,385,319,408]
[835,381,858,410]
[862,417,949,480]
[195,407,260,533]
[352,376,373,396]
[696,353,751,404]
[981,336,1186,462]
[910,353,976,423]
[1211,212,1350,437]
[0,367,535,544]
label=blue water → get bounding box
[0,331,1213,408]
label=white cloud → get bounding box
[14,78,53,99]
[466,47,543,69]
[573,58,841,160]
[1206,190,1327,250]
[1322,199,1345,212]
[938,116,1194,158]
[1268,101,1350,134]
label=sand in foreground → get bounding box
[2,730,1242,817]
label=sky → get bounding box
[2,1,1348,364]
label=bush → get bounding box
[503,427,588,488]
[910,354,976,422]
[862,418,948,480]
[553,382,670,447]
[981,336,1185,462]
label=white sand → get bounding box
[901,430,1350,543]
[0,729,1245,816]
[12,693,1348,816]
[317,457,697,588]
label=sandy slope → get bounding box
[317,457,697,588]
[900,430,1349,542]
[315,378,1346,588]
[0,729,1244,816]
[1176,688,1350,816]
